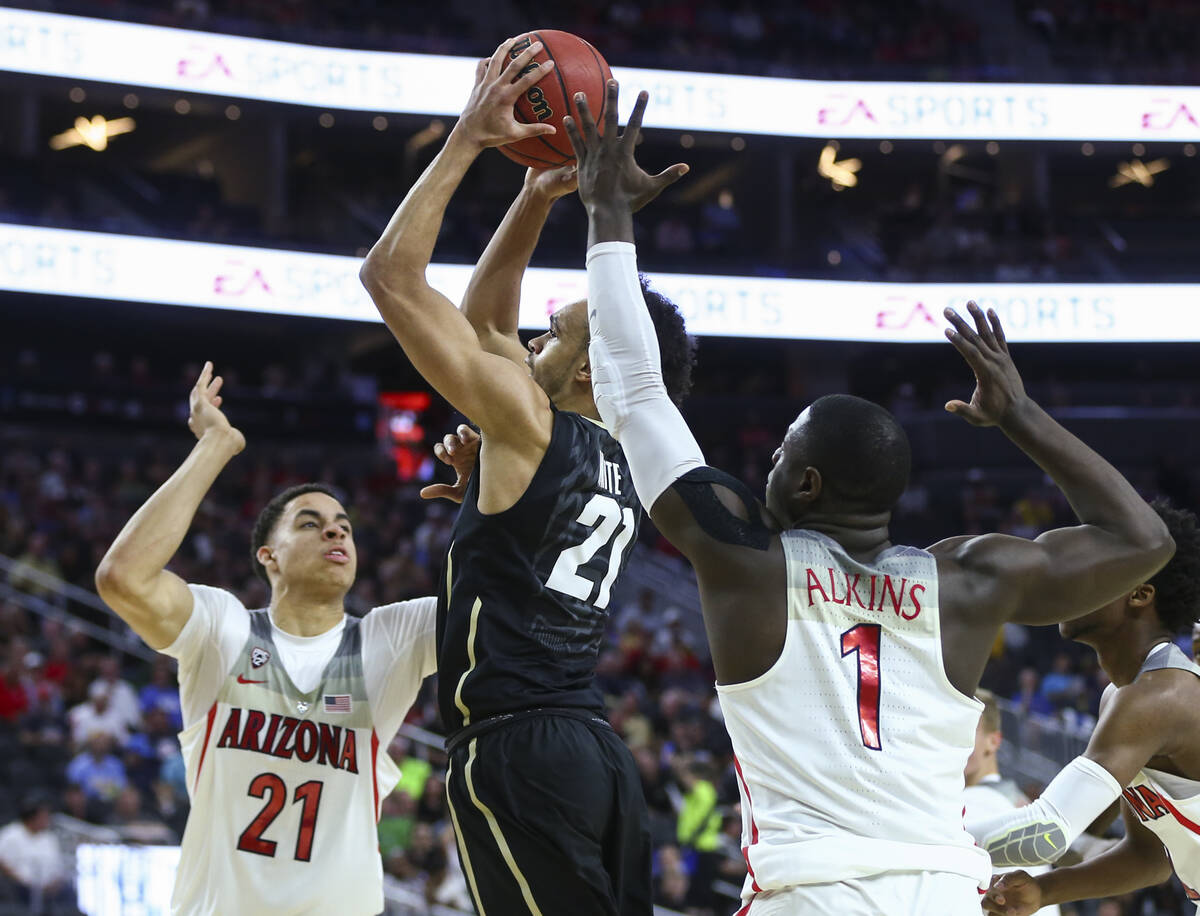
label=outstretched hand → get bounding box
[944,302,1028,428]
[188,361,245,453]
[454,37,558,151]
[563,80,689,214]
[981,870,1043,915]
[420,425,480,503]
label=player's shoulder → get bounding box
[360,597,437,641]
[187,582,249,612]
[1101,667,1197,737]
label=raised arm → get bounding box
[563,83,715,546]
[933,304,1173,626]
[358,39,556,437]
[95,363,244,650]
[460,166,578,365]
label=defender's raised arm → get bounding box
[95,362,244,649]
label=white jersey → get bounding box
[716,530,991,903]
[962,776,1060,916]
[162,585,437,915]
[1115,643,1200,911]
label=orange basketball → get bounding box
[498,30,612,169]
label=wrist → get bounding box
[198,427,243,456]
[585,200,635,246]
[444,125,487,159]
[997,394,1040,434]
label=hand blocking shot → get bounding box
[565,80,1175,916]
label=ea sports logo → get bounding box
[251,647,271,669]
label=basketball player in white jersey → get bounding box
[562,81,1175,915]
[976,501,1200,915]
[94,363,438,915]
[964,691,1061,916]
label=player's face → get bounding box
[526,300,589,402]
[765,410,810,523]
[261,492,357,595]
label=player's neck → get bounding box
[966,764,1000,787]
[1094,629,1172,687]
[558,391,602,422]
[794,512,892,560]
[268,589,345,637]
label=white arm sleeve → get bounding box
[585,241,704,509]
[965,755,1123,867]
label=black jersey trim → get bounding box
[670,467,772,551]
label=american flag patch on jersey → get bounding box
[323,694,352,714]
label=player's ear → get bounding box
[1128,583,1155,609]
[256,545,277,577]
[576,356,591,384]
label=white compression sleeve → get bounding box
[966,755,1123,867]
[585,241,704,509]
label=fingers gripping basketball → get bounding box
[499,30,612,169]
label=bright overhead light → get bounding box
[49,115,136,151]
[818,143,861,189]
[1109,158,1170,188]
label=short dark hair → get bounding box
[1148,498,1200,635]
[640,275,696,406]
[250,483,342,583]
[797,394,911,512]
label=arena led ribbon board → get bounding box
[1,8,1199,141]
[1,222,1197,343]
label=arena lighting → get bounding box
[3,222,1200,343]
[817,143,861,189]
[48,114,135,151]
[3,8,1200,142]
[1109,158,1170,188]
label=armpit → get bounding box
[670,467,771,551]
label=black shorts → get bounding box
[445,711,653,916]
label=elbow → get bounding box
[94,557,125,604]
[358,256,424,312]
[1139,516,1175,569]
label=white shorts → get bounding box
[737,871,982,916]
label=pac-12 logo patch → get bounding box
[251,647,271,669]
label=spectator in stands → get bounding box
[90,654,142,732]
[138,656,182,730]
[68,682,129,747]
[1038,651,1085,710]
[7,533,62,599]
[66,732,127,806]
[1010,666,1054,718]
[0,795,71,912]
[106,785,174,844]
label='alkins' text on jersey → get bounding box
[437,409,640,735]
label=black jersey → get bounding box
[436,408,640,735]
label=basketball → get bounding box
[498,30,612,169]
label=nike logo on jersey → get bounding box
[237,674,267,685]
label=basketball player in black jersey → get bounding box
[359,39,691,915]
